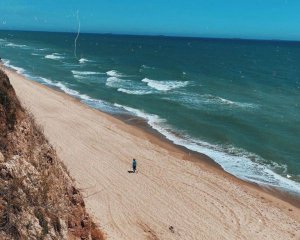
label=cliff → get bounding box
[0,70,104,240]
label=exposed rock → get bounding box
[0,152,4,162]
[0,69,104,239]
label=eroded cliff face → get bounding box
[0,69,104,240]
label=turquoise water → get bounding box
[0,30,299,194]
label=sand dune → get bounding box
[3,67,300,240]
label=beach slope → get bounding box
[3,67,300,240]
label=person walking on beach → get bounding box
[132,158,137,173]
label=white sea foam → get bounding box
[113,103,300,195]
[39,77,116,112]
[72,70,104,80]
[106,77,128,88]
[2,59,25,74]
[79,58,89,64]
[167,93,258,111]
[40,77,53,85]
[114,104,166,126]
[56,82,85,97]
[2,59,10,67]
[5,43,28,48]
[1,60,114,112]
[39,77,94,101]
[106,70,124,77]
[202,94,257,108]
[73,75,85,80]
[142,78,189,91]
[117,88,153,95]
[106,77,153,95]
[71,70,101,76]
[45,53,64,60]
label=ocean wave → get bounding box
[106,70,124,77]
[5,43,28,49]
[39,77,85,97]
[113,103,300,195]
[72,70,104,80]
[106,77,128,88]
[45,53,64,60]
[117,88,153,95]
[202,94,257,108]
[73,75,85,80]
[79,58,90,64]
[114,104,166,126]
[39,77,117,112]
[57,82,88,98]
[142,78,189,91]
[71,70,102,76]
[106,77,154,95]
[167,93,258,110]
[39,77,53,85]
[1,60,115,112]
[2,59,26,74]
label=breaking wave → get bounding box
[142,78,189,91]
[2,59,26,74]
[45,53,64,60]
[106,77,128,88]
[166,93,258,111]
[117,88,153,95]
[79,58,90,64]
[71,70,102,76]
[202,94,257,108]
[113,103,300,195]
[72,70,104,80]
[39,77,116,112]
[106,70,125,77]
[5,43,28,49]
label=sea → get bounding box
[0,30,299,195]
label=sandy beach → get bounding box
[2,66,300,240]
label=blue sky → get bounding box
[1,0,300,40]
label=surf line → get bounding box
[74,10,80,60]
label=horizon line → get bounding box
[1,28,300,43]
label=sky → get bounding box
[1,0,300,40]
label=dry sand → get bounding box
[3,66,300,240]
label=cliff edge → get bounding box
[0,69,104,240]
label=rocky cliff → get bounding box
[0,69,104,240]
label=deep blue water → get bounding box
[0,30,299,194]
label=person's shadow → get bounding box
[127,170,135,173]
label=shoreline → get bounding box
[2,63,300,206]
[2,64,300,239]
[104,114,300,208]
[1,62,299,201]
[3,64,298,205]
[114,112,300,207]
